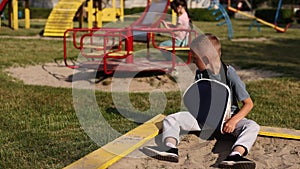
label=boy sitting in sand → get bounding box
[143,33,260,169]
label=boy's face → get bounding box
[191,48,221,74]
[191,50,206,71]
[190,35,222,74]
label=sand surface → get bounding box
[110,134,300,169]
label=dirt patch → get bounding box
[5,61,281,92]
[231,37,269,42]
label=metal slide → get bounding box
[43,0,86,37]
[0,0,9,14]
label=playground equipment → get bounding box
[227,0,290,33]
[0,0,30,29]
[274,0,286,28]
[63,0,197,75]
[101,0,124,22]
[43,0,124,37]
[209,0,233,39]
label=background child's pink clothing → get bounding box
[176,12,190,40]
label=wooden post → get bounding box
[78,5,84,28]
[8,0,12,28]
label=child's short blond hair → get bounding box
[190,33,222,74]
[190,33,221,57]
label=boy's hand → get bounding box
[223,119,237,133]
[223,97,254,134]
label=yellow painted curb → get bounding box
[259,126,300,140]
[63,114,165,169]
[64,113,300,169]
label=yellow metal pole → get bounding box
[111,0,117,22]
[171,0,176,25]
[228,6,286,32]
[12,0,18,30]
[120,0,124,21]
[87,0,93,28]
[172,10,176,25]
[112,0,115,9]
[25,0,30,29]
[97,0,102,27]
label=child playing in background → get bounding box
[160,0,192,47]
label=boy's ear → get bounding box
[200,55,209,64]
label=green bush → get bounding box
[4,7,234,22]
[29,8,52,19]
[124,7,146,15]
[190,8,219,21]
[124,7,222,22]
[2,7,52,19]
[166,8,218,21]
[255,9,293,24]
[21,8,52,19]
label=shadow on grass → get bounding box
[223,38,300,80]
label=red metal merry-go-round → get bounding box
[63,0,198,75]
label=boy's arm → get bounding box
[222,97,254,133]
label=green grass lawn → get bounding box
[0,19,299,168]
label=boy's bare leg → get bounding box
[233,146,246,156]
[165,137,177,148]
